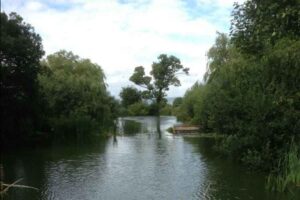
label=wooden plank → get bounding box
[173,125,200,134]
[174,127,199,131]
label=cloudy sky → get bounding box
[2,0,244,97]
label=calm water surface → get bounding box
[2,116,298,199]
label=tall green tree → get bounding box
[204,33,232,83]
[129,54,189,117]
[38,50,116,137]
[0,12,44,146]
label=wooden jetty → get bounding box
[173,124,200,134]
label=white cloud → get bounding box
[2,0,237,97]
[197,0,245,7]
[217,0,245,7]
[24,0,45,11]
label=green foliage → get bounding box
[231,0,300,54]
[175,82,209,127]
[180,35,299,171]
[160,104,172,116]
[130,66,152,88]
[267,140,300,192]
[119,85,171,116]
[120,86,142,108]
[0,12,44,145]
[127,102,149,116]
[166,127,173,133]
[119,86,154,116]
[122,120,142,135]
[176,0,300,191]
[130,54,189,116]
[204,32,232,83]
[150,54,189,90]
[172,97,183,107]
[38,50,117,136]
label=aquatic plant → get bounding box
[267,140,300,192]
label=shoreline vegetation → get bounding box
[169,0,300,192]
[1,0,299,194]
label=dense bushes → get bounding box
[178,35,300,191]
[38,51,118,137]
[176,0,300,191]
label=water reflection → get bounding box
[118,119,142,135]
[184,138,299,200]
[2,140,109,200]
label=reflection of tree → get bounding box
[122,120,142,135]
[156,116,161,138]
[2,140,109,199]
[113,120,118,146]
[113,134,118,146]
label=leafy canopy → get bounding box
[38,50,116,134]
[119,86,142,108]
[0,12,44,144]
[130,54,189,105]
[230,0,300,54]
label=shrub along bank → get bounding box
[175,0,300,192]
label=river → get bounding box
[2,116,297,199]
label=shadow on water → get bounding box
[1,137,110,200]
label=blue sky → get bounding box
[2,0,244,97]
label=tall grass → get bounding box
[267,140,300,192]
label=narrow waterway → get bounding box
[2,116,297,199]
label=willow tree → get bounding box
[129,54,189,118]
[38,50,117,137]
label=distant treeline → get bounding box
[118,86,173,116]
[1,12,118,147]
[174,0,300,192]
